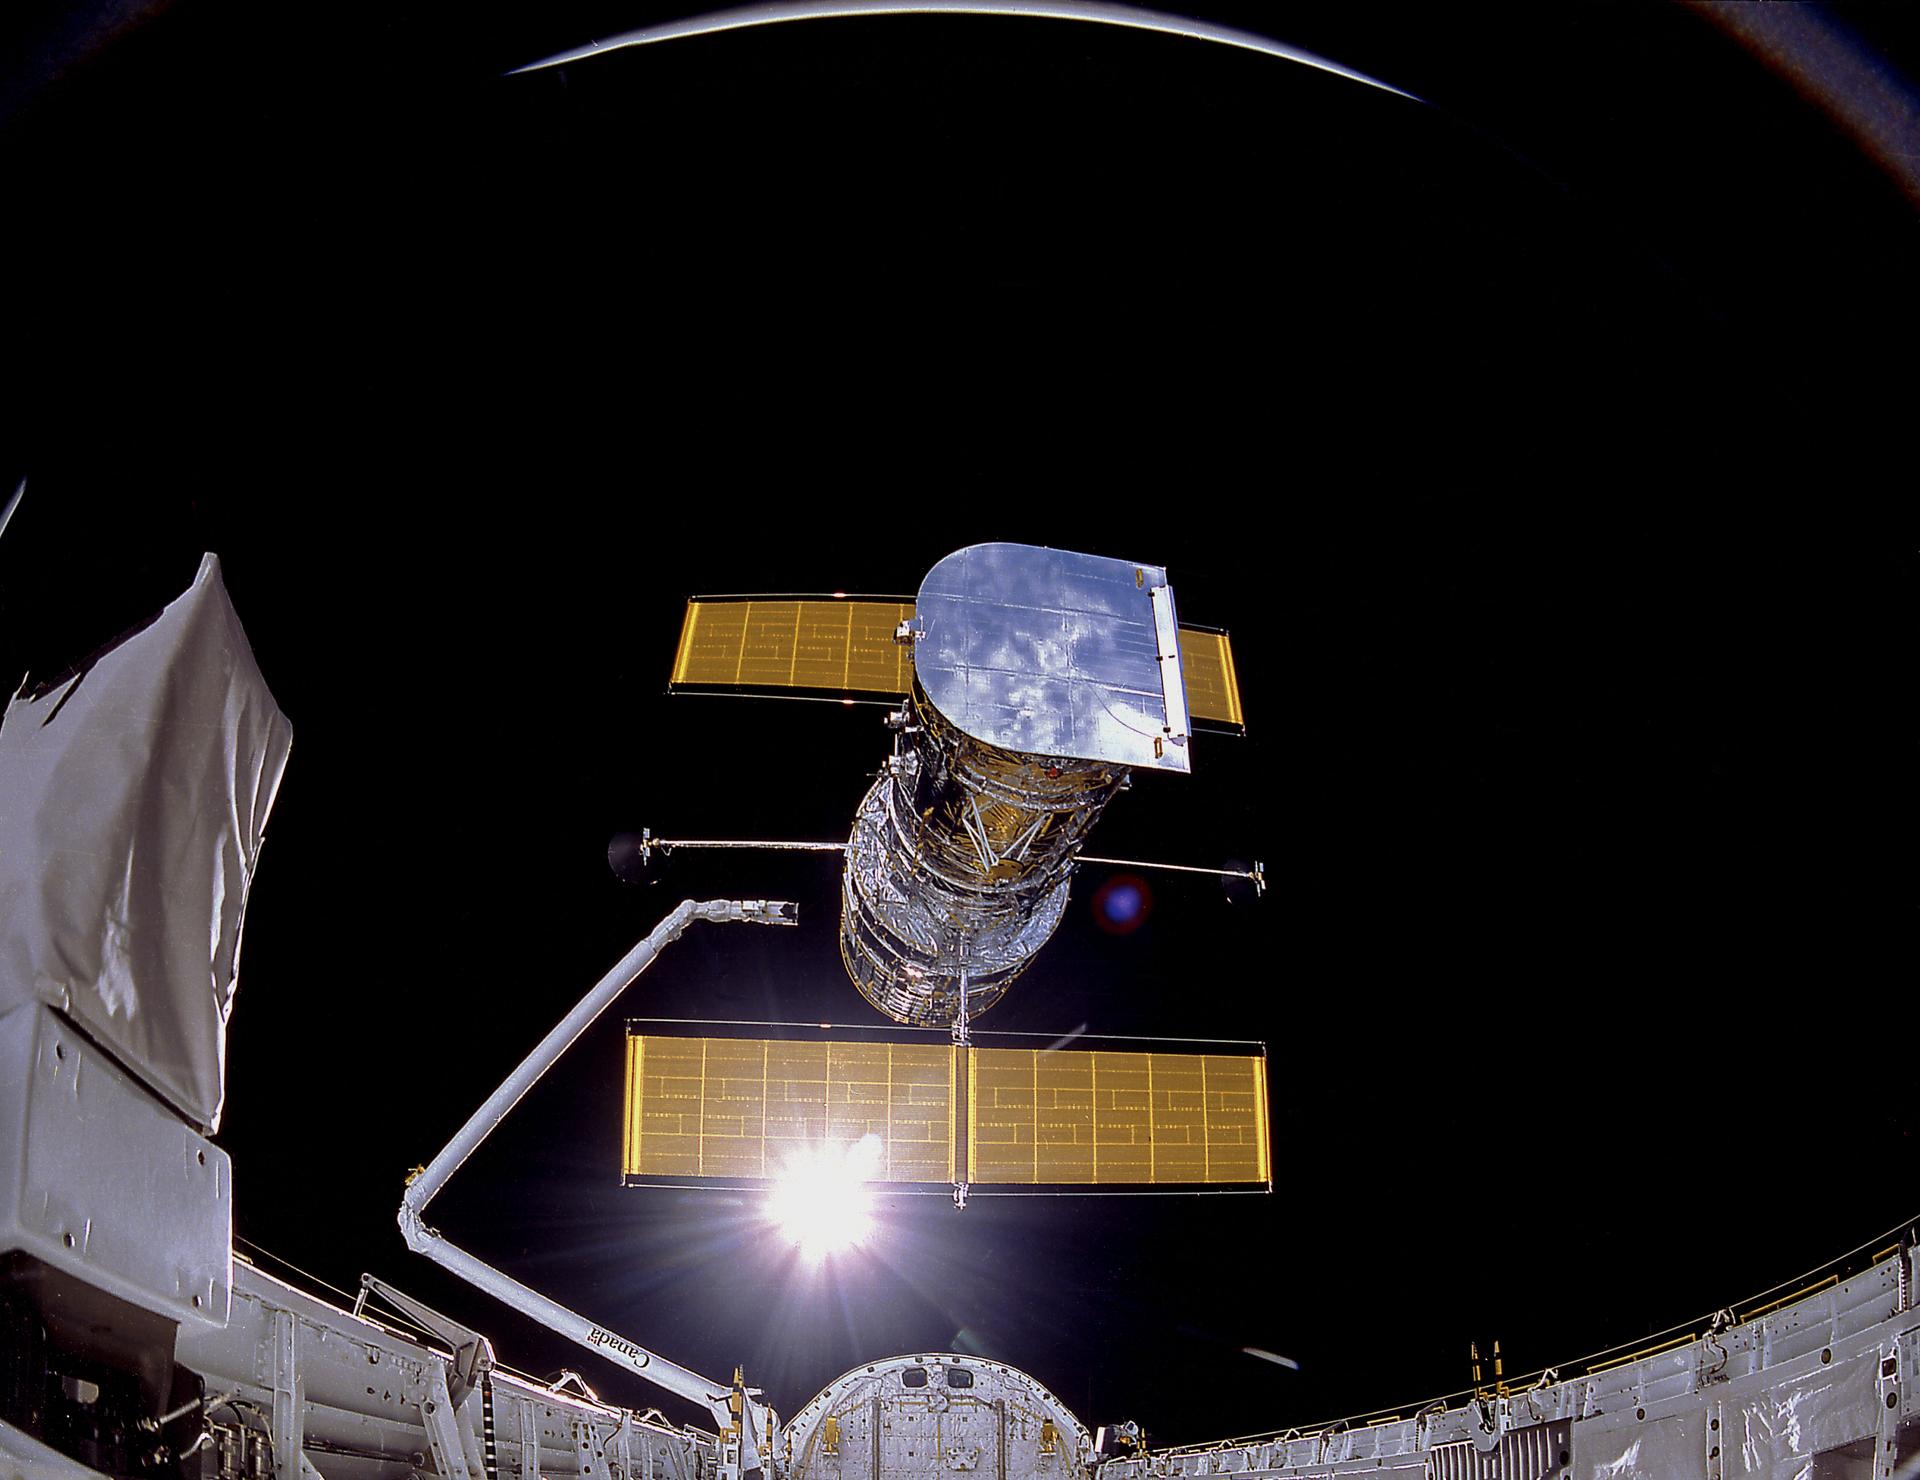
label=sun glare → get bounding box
[768,1133,881,1261]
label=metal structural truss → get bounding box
[170,1254,718,1480]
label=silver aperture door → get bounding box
[914,542,1191,774]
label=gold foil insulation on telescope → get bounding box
[622,1033,1271,1189]
[667,598,1244,726]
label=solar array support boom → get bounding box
[633,830,1265,893]
[397,898,797,1480]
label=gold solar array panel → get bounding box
[624,1035,956,1183]
[670,598,914,696]
[1177,628,1245,728]
[967,1048,1270,1186]
[669,597,1244,726]
[624,1033,1269,1189]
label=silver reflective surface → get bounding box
[839,741,1096,1026]
[915,543,1191,773]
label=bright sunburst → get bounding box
[767,1133,882,1261]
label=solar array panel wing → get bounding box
[624,1034,956,1183]
[968,1047,1270,1186]
[669,598,914,696]
[625,1033,1267,1189]
[1177,628,1245,728]
[668,598,1245,729]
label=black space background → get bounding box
[3,0,1917,1449]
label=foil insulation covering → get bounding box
[839,682,1124,1026]
[0,552,291,1133]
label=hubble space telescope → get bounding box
[600,544,1270,1222]
[643,541,1258,1028]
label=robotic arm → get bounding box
[398,898,795,1478]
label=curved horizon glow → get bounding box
[768,1132,883,1262]
[509,0,1421,103]
[1690,1,1920,209]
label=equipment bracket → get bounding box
[356,1274,495,1405]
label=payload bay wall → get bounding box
[45,1257,717,1480]
[1095,1245,1919,1480]
[187,1259,707,1480]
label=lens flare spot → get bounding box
[1092,873,1152,934]
[767,1133,881,1261]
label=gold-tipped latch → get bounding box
[1470,1340,1508,1401]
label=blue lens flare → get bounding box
[1092,873,1152,934]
